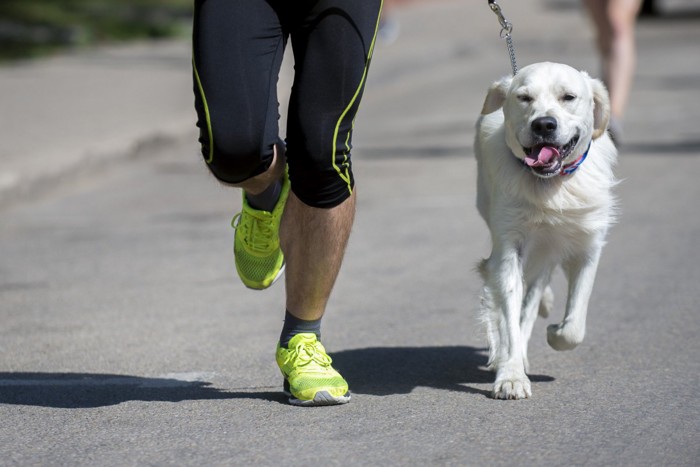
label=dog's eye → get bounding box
[517,94,533,103]
[562,93,577,102]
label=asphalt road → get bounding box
[1,1,699,465]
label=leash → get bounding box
[487,0,518,76]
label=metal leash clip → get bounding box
[487,0,518,75]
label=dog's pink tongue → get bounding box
[525,146,559,167]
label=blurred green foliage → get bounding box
[0,0,192,60]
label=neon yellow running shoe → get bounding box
[276,333,351,406]
[231,172,290,290]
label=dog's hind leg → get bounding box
[520,260,554,373]
[520,264,554,373]
[478,260,501,371]
[480,285,501,371]
[539,285,554,318]
[547,244,603,351]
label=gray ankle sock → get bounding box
[246,180,281,212]
[279,310,322,348]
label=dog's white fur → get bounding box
[475,62,618,399]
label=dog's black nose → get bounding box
[531,116,558,137]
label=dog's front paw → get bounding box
[493,370,531,400]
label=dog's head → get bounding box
[481,62,610,178]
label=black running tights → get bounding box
[192,0,383,208]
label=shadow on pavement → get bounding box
[0,373,287,408]
[0,347,556,406]
[332,345,554,399]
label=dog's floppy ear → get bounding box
[589,76,611,139]
[481,76,512,115]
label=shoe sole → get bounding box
[283,380,351,407]
[284,389,351,407]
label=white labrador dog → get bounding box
[475,62,617,399]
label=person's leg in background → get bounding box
[583,0,643,143]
